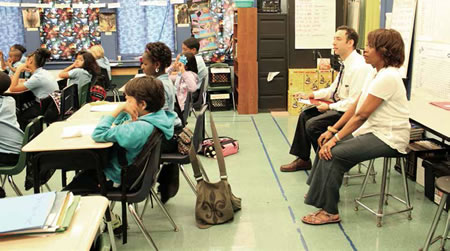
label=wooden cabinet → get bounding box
[233,8,258,114]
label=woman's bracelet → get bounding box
[334,133,341,142]
[327,126,338,134]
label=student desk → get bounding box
[3,88,35,115]
[67,102,122,122]
[0,196,111,251]
[410,94,450,142]
[22,120,113,193]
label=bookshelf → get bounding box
[233,8,258,114]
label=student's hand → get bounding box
[16,63,29,73]
[293,92,308,100]
[317,102,329,113]
[178,61,185,73]
[318,131,333,147]
[123,102,139,121]
[318,137,337,160]
[6,58,13,68]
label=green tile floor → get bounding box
[2,111,448,250]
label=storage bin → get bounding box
[209,93,232,111]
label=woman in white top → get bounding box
[9,48,59,129]
[59,51,100,97]
[301,29,410,225]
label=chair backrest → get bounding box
[192,105,208,152]
[79,82,91,107]
[60,83,79,120]
[4,116,44,175]
[116,129,163,203]
[193,77,208,109]
[98,67,111,90]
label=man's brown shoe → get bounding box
[280,158,312,172]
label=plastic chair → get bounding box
[160,105,209,194]
[182,92,193,126]
[192,77,208,111]
[354,155,413,227]
[0,116,44,196]
[60,83,80,121]
[106,129,166,250]
[79,82,91,107]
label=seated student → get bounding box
[168,52,198,111]
[181,37,207,99]
[0,44,26,77]
[89,45,111,81]
[58,50,100,96]
[0,72,24,166]
[64,76,176,193]
[301,29,410,225]
[9,48,59,129]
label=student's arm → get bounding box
[181,71,198,92]
[319,94,383,160]
[58,62,77,79]
[9,64,29,92]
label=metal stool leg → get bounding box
[423,194,448,251]
[376,157,389,227]
[400,157,412,220]
[384,158,392,206]
[440,211,450,250]
[354,160,374,211]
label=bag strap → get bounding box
[188,112,228,182]
[209,112,227,180]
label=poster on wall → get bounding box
[22,9,41,29]
[174,4,189,26]
[99,13,117,32]
[188,2,218,52]
[39,0,101,60]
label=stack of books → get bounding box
[410,122,424,141]
[0,191,79,237]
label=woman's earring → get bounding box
[155,68,159,73]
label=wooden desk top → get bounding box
[0,196,108,251]
[22,120,113,152]
[410,94,450,140]
[68,102,122,122]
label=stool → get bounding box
[343,159,376,186]
[422,176,450,251]
[354,156,413,227]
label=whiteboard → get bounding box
[390,0,417,78]
[411,0,450,103]
[294,0,335,49]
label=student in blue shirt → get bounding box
[142,42,182,203]
[9,48,58,129]
[59,50,100,96]
[181,37,207,92]
[89,45,111,81]
[0,72,23,166]
[64,76,176,193]
[0,44,27,77]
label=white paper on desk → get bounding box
[61,125,96,138]
[267,72,280,82]
[90,104,119,112]
[110,63,119,67]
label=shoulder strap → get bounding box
[209,112,227,180]
[189,140,206,182]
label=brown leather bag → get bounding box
[189,112,242,229]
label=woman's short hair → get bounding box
[124,76,165,112]
[89,45,105,59]
[367,29,405,68]
[145,42,172,73]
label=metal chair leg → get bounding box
[139,195,151,220]
[151,188,178,232]
[7,175,23,196]
[400,157,412,220]
[104,206,117,251]
[384,158,392,206]
[376,158,389,227]
[179,164,197,195]
[355,160,373,210]
[423,194,448,251]
[128,204,159,251]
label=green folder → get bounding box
[56,196,81,233]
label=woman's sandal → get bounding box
[301,210,341,225]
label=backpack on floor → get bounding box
[200,136,239,158]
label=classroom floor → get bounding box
[3,110,447,251]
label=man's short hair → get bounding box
[337,25,359,49]
[183,37,200,52]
